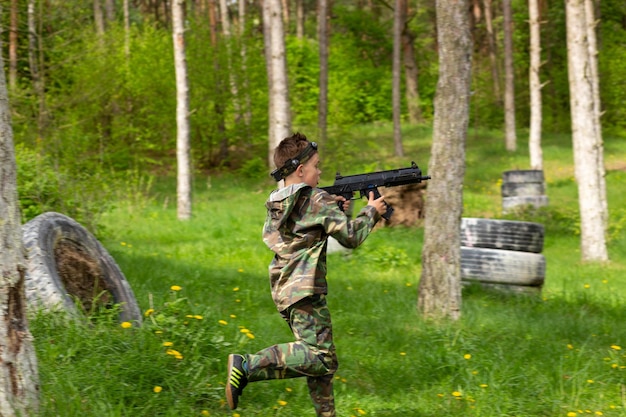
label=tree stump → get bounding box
[381,182,427,227]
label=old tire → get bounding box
[461,218,545,253]
[22,212,142,324]
[461,247,545,287]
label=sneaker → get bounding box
[225,354,248,409]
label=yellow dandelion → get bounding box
[175,354,183,360]
[587,379,594,383]
[612,364,618,368]
[233,287,240,292]
[584,284,590,289]
[219,320,228,325]
[144,308,155,317]
[171,285,182,291]
[246,333,255,339]
[480,384,488,388]
[155,330,163,335]
[285,387,293,392]
[235,299,241,303]
[567,412,577,417]
[233,414,241,417]
[356,408,367,415]
[464,354,472,360]
[121,242,127,246]
[405,282,412,287]
[240,328,250,334]
[611,345,622,350]
[472,371,479,375]
[400,352,407,356]
[567,344,574,350]
[186,315,194,318]
[153,386,162,393]
[194,315,203,320]
[163,341,173,347]
[595,412,603,416]
[238,268,244,273]
[121,321,132,329]
[166,349,182,357]
[201,411,210,416]
[452,391,462,397]
[277,400,288,406]
[230,314,237,318]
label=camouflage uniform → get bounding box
[243,183,380,416]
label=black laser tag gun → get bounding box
[320,161,431,220]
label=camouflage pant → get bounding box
[246,294,337,417]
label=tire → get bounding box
[501,181,545,197]
[502,169,545,183]
[461,218,545,253]
[460,247,545,287]
[462,281,542,295]
[22,212,142,324]
[502,195,549,211]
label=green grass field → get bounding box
[30,126,626,416]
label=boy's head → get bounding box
[271,132,319,182]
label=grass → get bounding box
[30,125,626,416]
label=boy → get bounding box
[225,132,386,416]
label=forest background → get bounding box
[5,0,625,231]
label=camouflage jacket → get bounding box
[263,183,381,311]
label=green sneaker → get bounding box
[225,354,248,409]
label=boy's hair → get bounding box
[273,132,313,169]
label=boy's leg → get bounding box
[307,373,335,417]
[246,294,338,381]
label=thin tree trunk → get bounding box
[402,0,423,124]
[503,0,516,151]
[94,0,105,35]
[238,0,252,125]
[9,0,19,90]
[296,0,304,39]
[317,0,329,143]
[565,0,608,261]
[105,0,115,22]
[172,0,192,220]
[483,0,500,101]
[584,0,607,229]
[264,0,291,167]
[418,0,472,320]
[124,0,130,59]
[28,0,47,138]
[0,21,40,413]
[528,0,543,169]
[392,0,404,157]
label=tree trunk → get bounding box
[417,0,472,320]
[9,0,18,90]
[238,0,252,125]
[0,26,40,414]
[392,0,404,157]
[483,0,500,101]
[296,0,304,39]
[528,0,543,170]
[124,0,130,58]
[172,0,192,220]
[105,0,116,22]
[94,0,106,35]
[584,0,608,229]
[263,0,291,168]
[28,0,47,138]
[503,0,516,151]
[565,0,608,261]
[317,0,329,143]
[402,0,423,124]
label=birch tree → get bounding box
[392,0,404,157]
[0,21,40,413]
[503,0,516,151]
[418,0,472,320]
[528,0,544,169]
[483,0,500,101]
[172,0,192,220]
[317,0,329,143]
[565,0,608,261]
[263,0,291,167]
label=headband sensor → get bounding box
[270,141,318,182]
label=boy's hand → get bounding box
[367,191,388,216]
[334,195,351,212]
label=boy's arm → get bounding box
[316,190,381,249]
